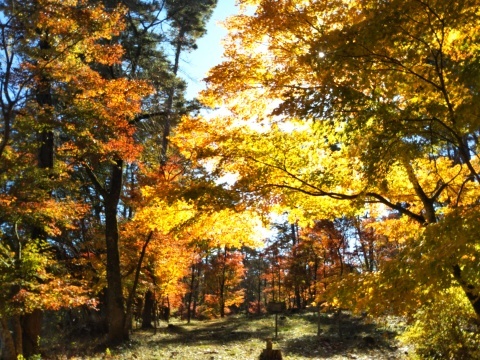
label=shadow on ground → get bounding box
[143,316,273,347]
[281,312,400,358]
[41,311,404,359]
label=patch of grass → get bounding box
[42,312,408,359]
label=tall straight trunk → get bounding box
[104,160,128,344]
[141,290,155,329]
[311,257,319,301]
[36,35,54,170]
[192,264,200,319]
[104,200,126,343]
[271,273,275,302]
[257,276,262,315]
[219,248,227,318]
[161,28,184,165]
[291,223,301,309]
[86,159,128,343]
[186,263,196,323]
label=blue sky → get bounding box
[182,0,239,99]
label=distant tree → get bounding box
[202,247,245,318]
[242,247,268,315]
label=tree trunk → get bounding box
[13,316,22,358]
[18,28,51,359]
[85,159,128,344]
[124,231,153,334]
[0,317,18,360]
[36,33,54,170]
[219,277,226,318]
[219,290,225,318]
[160,28,184,165]
[105,197,127,343]
[103,160,128,344]
[219,247,227,318]
[186,263,196,323]
[21,309,42,358]
[257,276,262,315]
[141,290,155,329]
[452,264,480,320]
[291,223,302,309]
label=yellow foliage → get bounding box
[133,198,195,234]
[184,209,264,249]
[400,287,480,359]
[178,1,480,343]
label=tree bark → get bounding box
[257,275,262,315]
[160,28,184,165]
[104,160,128,344]
[124,231,153,334]
[291,223,302,309]
[452,264,480,319]
[141,290,155,329]
[86,159,128,344]
[186,263,196,323]
[21,309,42,358]
[104,204,127,343]
[219,247,227,318]
[0,317,18,360]
[192,265,199,319]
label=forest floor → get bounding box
[43,311,412,359]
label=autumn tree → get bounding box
[179,0,480,344]
[0,0,147,356]
[242,247,268,315]
[288,219,347,307]
[0,0,228,351]
[201,248,246,318]
[120,187,195,329]
[179,209,263,319]
[160,0,218,163]
[262,233,289,304]
[258,217,355,310]
[63,0,219,344]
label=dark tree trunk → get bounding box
[36,35,54,170]
[141,290,155,329]
[18,30,52,359]
[0,317,18,360]
[291,223,302,309]
[103,160,128,344]
[219,247,227,318]
[186,263,196,323]
[21,310,42,358]
[13,316,22,358]
[125,231,153,333]
[160,28,184,165]
[104,212,127,343]
[257,276,262,315]
[86,159,128,344]
[38,130,54,169]
[219,282,225,318]
[453,264,480,320]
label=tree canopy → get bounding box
[2,0,480,358]
[176,0,480,352]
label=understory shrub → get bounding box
[400,287,480,359]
